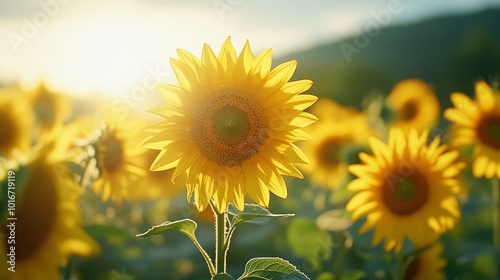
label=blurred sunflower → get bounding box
[346,128,464,252]
[444,81,500,178]
[0,148,99,280]
[29,83,70,136]
[93,119,145,202]
[143,37,317,213]
[404,243,446,280]
[125,149,184,202]
[386,79,440,133]
[0,89,32,158]
[300,99,373,189]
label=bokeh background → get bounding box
[1,0,500,279]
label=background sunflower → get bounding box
[300,98,373,190]
[93,118,146,202]
[346,128,464,252]
[1,149,99,280]
[445,81,500,179]
[386,79,440,133]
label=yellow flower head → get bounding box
[404,242,446,280]
[0,88,32,159]
[346,128,464,252]
[29,83,70,135]
[386,79,440,133]
[1,148,99,280]
[93,118,146,202]
[300,98,373,189]
[444,81,500,178]
[143,37,317,213]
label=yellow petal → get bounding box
[264,60,297,89]
[150,149,181,171]
[473,155,489,178]
[250,48,273,79]
[475,80,495,112]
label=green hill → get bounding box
[278,8,500,110]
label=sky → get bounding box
[1,0,499,97]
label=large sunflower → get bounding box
[0,88,32,159]
[346,128,464,252]
[93,118,146,202]
[404,242,446,280]
[300,98,373,189]
[0,149,98,279]
[386,79,440,133]
[143,37,317,213]
[444,81,500,178]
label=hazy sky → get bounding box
[1,0,499,96]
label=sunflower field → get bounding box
[1,2,500,280]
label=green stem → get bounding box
[333,231,351,280]
[493,178,500,279]
[63,159,93,279]
[211,202,227,274]
[391,253,406,280]
[78,157,92,187]
[224,224,237,256]
[187,235,216,276]
[63,257,74,280]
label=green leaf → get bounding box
[66,161,84,177]
[136,219,197,240]
[212,273,235,280]
[228,203,293,226]
[343,270,367,280]
[238,257,309,280]
[286,217,332,259]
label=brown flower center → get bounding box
[191,88,267,167]
[100,132,124,173]
[0,110,16,150]
[4,161,58,262]
[382,170,429,216]
[477,114,500,150]
[404,257,420,280]
[400,100,419,121]
[317,137,344,167]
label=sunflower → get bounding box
[29,83,70,136]
[346,128,464,252]
[386,79,440,133]
[300,99,373,189]
[125,149,184,202]
[93,118,146,202]
[404,242,446,280]
[0,148,98,280]
[143,37,317,213]
[0,88,32,159]
[444,81,500,178]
